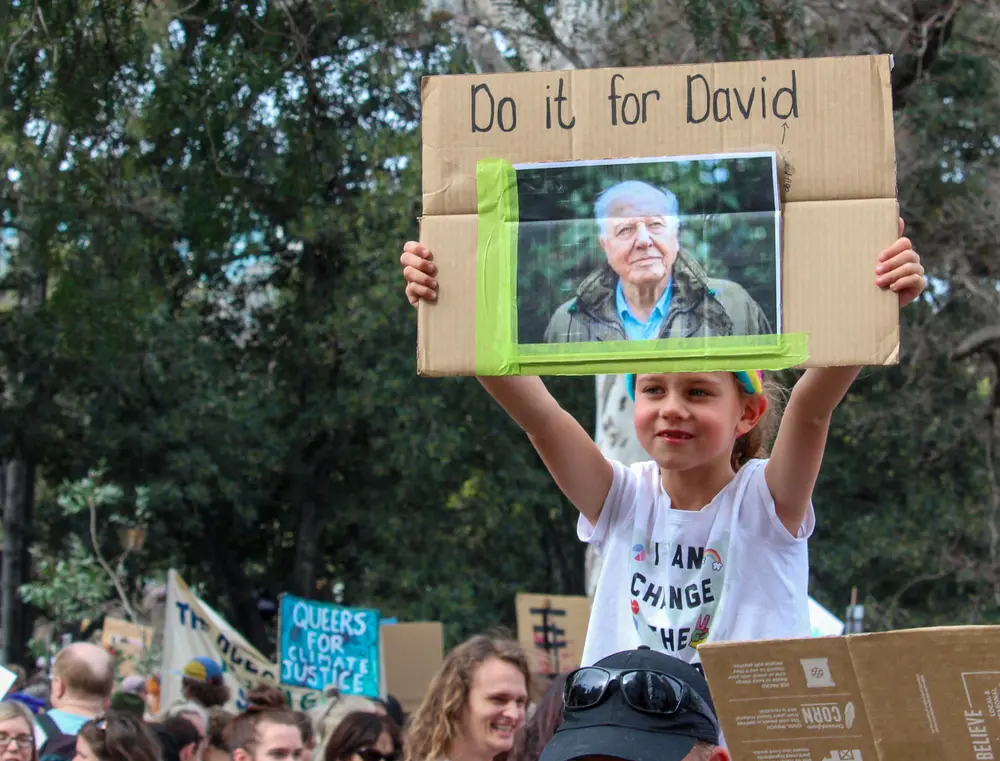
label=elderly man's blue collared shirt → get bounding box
[616,280,673,341]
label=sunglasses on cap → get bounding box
[563,666,719,734]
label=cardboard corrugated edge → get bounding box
[700,626,1000,761]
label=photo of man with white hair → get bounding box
[543,180,771,345]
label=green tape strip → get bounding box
[514,333,809,375]
[474,158,809,376]
[475,158,519,375]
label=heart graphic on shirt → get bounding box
[630,600,639,615]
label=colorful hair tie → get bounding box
[626,370,763,401]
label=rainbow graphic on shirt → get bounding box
[705,548,724,572]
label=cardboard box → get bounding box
[101,616,154,676]
[381,622,444,714]
[418,55,899,376]
[516,593,592,677]
[699,626,1000,761]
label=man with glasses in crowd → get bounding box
[540,646,728,761]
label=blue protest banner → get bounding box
[279,594,381,696]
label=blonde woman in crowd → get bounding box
[406,635,530,761]
[0,702,36,761]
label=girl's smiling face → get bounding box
[632,372,763,472]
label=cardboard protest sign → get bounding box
[699,626,1000,761]
[163,570,322,713]
[101,616,154,676]
[278,594,381,697]
[516,593,592,676]
[418,55,899,376]
[381,622,445,713]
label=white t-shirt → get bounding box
[579,457,815,668]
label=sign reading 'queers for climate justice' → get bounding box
[278,593,381,696]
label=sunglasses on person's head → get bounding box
[563,667,719,733]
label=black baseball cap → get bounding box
[538,647,720,761]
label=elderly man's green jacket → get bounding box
[543,250,771,344]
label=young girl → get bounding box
[399,221,925,667]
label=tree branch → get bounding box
[951,325,1000,361]
[890,0,961,109]
[88,497,139,624]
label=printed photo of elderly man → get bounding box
[514,155,780,348]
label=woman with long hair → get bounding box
[73,711,160,761]
[406,635,530,761]
[323,712,401,761]
[0,701,36,761]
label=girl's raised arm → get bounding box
[764,222,925,535]
[401,241,612,524]
[478,377,613,525]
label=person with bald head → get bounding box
[36,642,114,759]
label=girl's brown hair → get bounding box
[731,373,784,471]
[207,707,234,751]
[183,676,231,709]
[245,682,315,747]
[323,711,402,761]
[78,711,161,761]
[222,688,305,757]
[405,634,531,761]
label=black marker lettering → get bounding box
[497,97,516,132]
[713,88,732,122]
[610,73,659,125]
[772,70,798,119]
[555,77,575,129]
[622,92,640,125]
[609,74,625,126]
[686,74,710,124]
[471,83,517,133]
[686,70,797,123]
[471,83,494,132]
[735,88,755,119]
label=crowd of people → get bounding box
[0,631,725,761]
[0,643,409,761]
